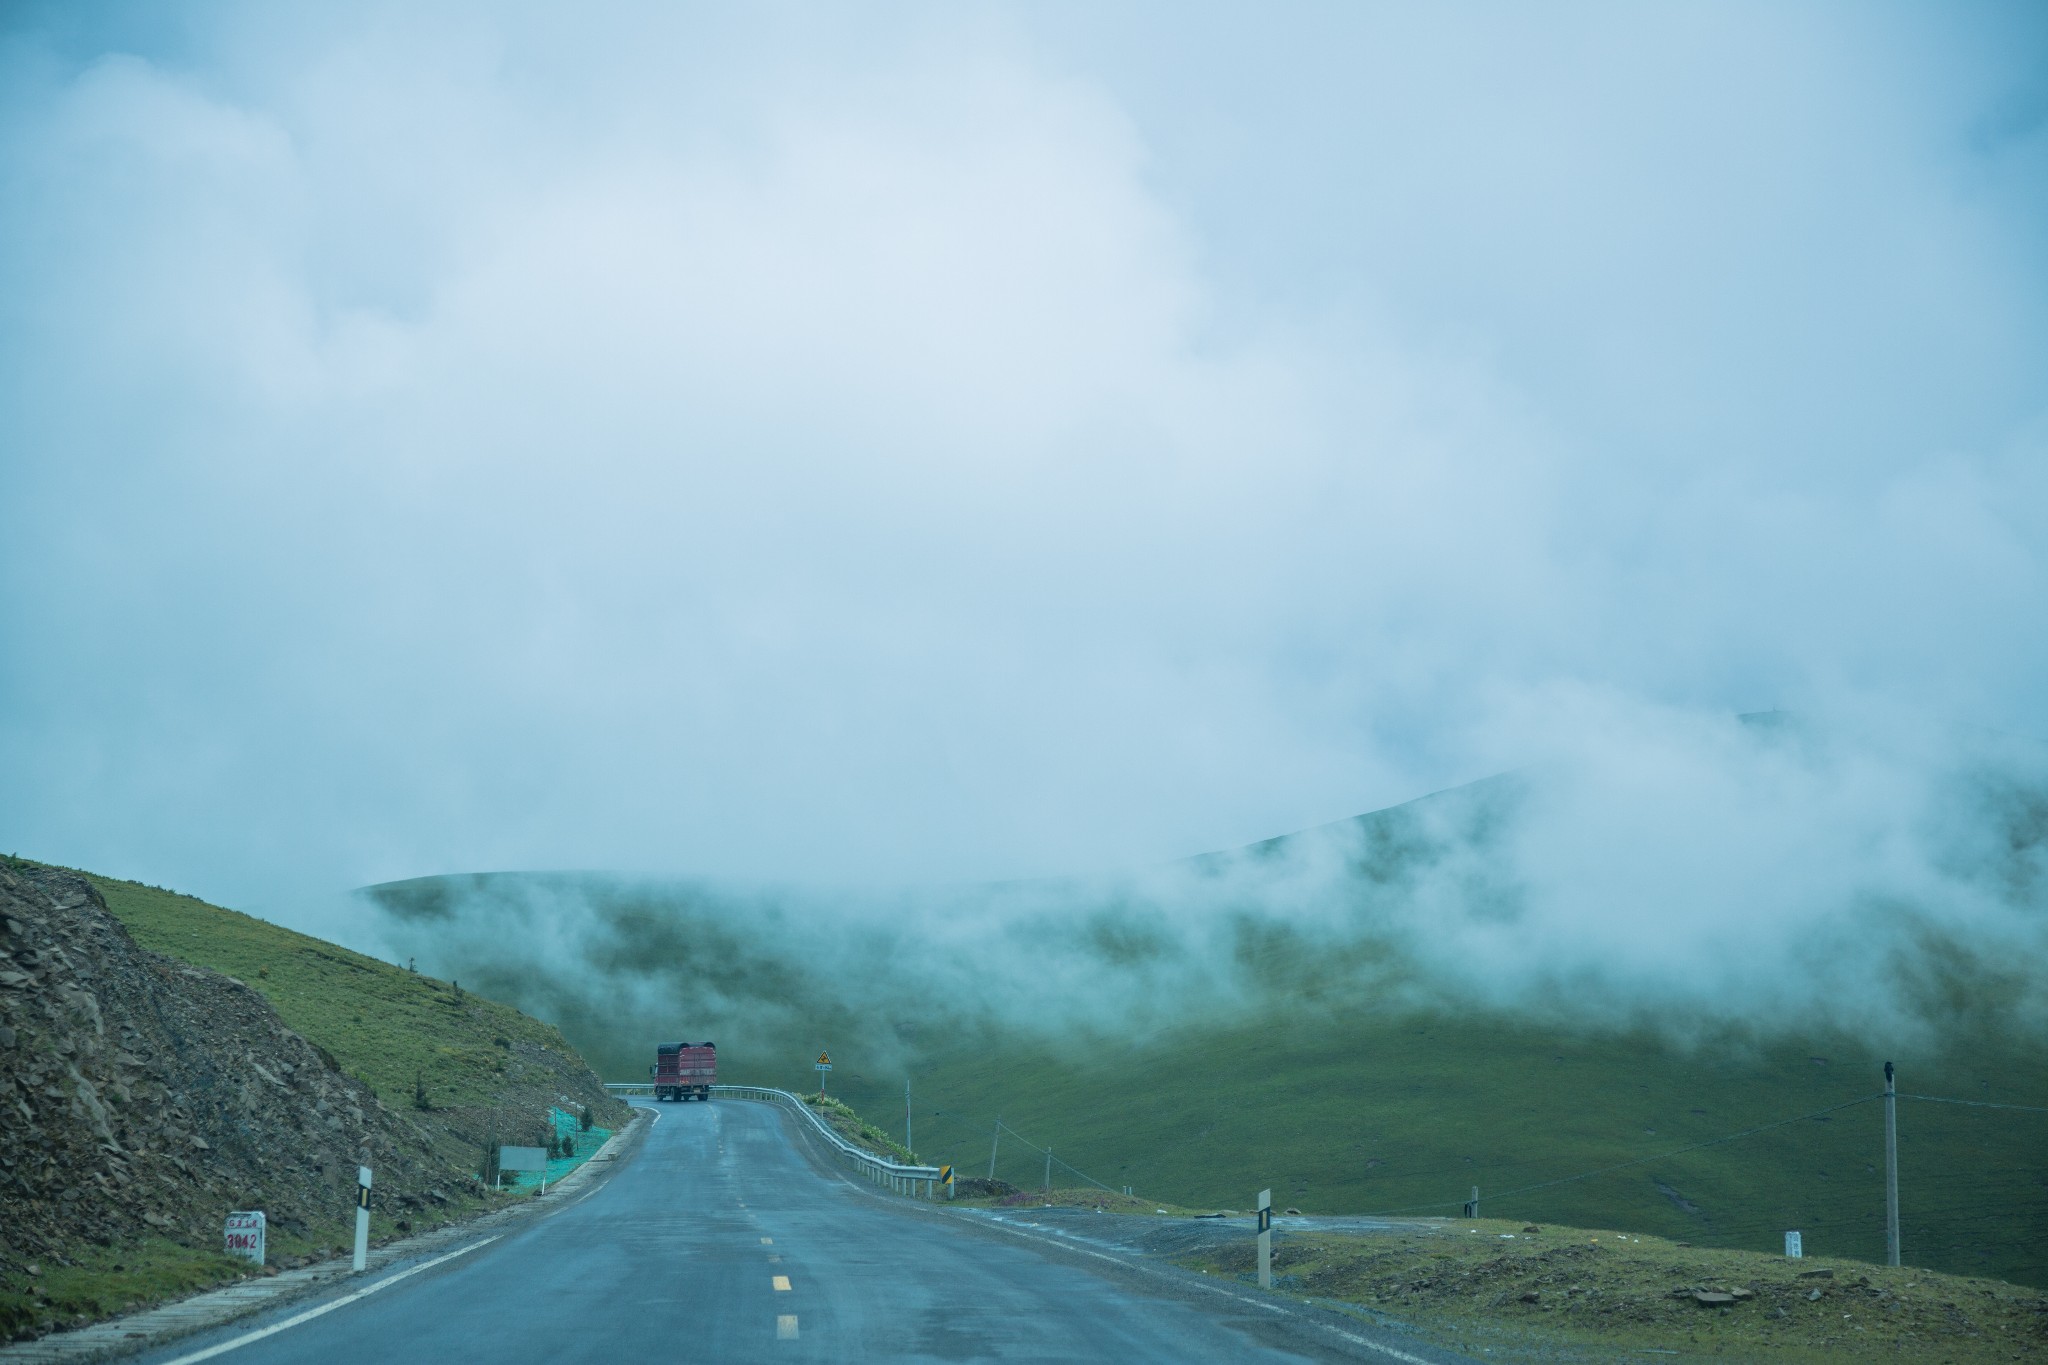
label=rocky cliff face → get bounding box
[0,865,445,1276]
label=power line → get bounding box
[989,1120,1123,1195]
[1900,1094,2048,1114]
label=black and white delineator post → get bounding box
[1256,1188,1273,1290]
[353,1166,372,1273]
[1884,1061,1900,1268]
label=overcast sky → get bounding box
[3,1,2044,927]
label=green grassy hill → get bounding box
[370,866,2048,1290]
[363,758,2048,1292]
[819,1011,2048,1288]
[83,872,622,1123]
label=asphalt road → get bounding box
[134,1099,1476,1364]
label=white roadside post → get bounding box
[353,1167,372,1273]
[1257,1188,1273,1290]
[1785,1230,1803,1259]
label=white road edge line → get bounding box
[970,1219,1440,1365]
[158,1237,502,1364]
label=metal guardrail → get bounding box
[605,1081,943,1197]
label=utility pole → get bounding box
[905,1079,912,1155]
[1045,1146,1052,1193]
[1884,1061,1900,1267]
[989,1116,1001,1180]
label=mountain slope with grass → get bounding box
[825,1010,2048,1289]
[370,867,2048,1292]
[365,757,2048,1293]
[0,856,628,1343]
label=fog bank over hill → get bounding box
[365,711,2048,1065]
[3,3,2045,924]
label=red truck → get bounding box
[652,1041,716,1101]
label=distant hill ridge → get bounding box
[360,744,2048,1292]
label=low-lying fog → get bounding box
[3,3,2043,1039]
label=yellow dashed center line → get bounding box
[760,1237,773,1245]
[777,1315,799,1340]
[772,1275,792,1292]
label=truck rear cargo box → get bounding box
[652,1041,716,1101]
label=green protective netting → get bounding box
[502,1107,612,1191]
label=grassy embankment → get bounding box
[934,1183,2048,1360]
[799,1093,918,1165]
[2,867,627,1333]
[1184,1217,2048,1364]
[893,1179,2048,1358]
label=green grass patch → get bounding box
[84,873,592,1114]
[802,1093,919,1164]
[813,1008,2048,1292]
[0,1238,252,1335]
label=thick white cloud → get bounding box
[1,1,2043,962]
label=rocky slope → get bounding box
[0,864,457,1272]
[0,861,638,1342]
